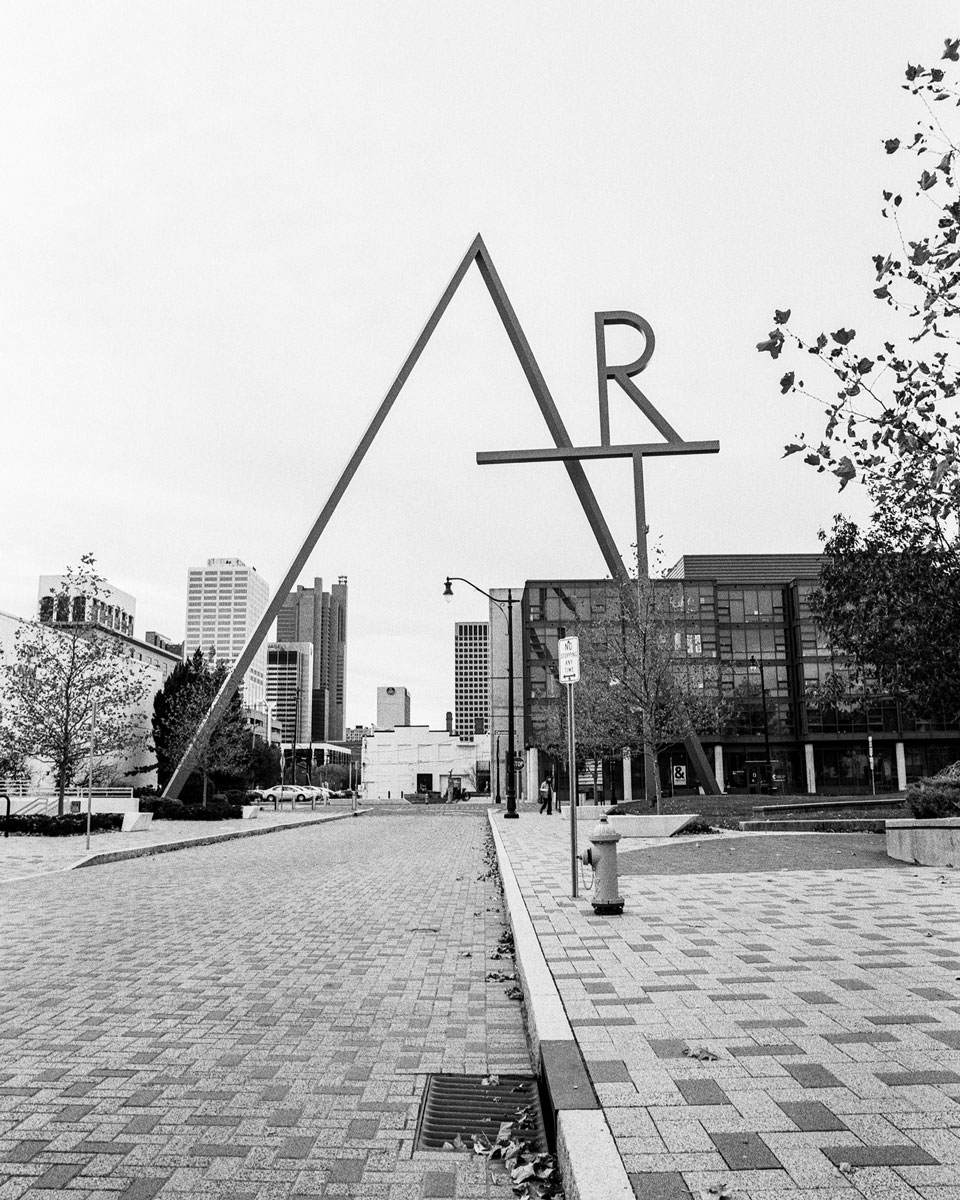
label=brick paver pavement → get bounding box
[497,820,960,1200]
[0,812,532,1198]
[0,810,355,881]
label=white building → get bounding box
[38,574,136,638]
[376,685,410,730]
[266,641,313,744]
[0,608,163,787]
[184,557,270,705]
[454,621,488,739]
[361,725,488,803]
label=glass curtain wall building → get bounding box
[518,556,960,798]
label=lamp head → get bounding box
[442,577,454,603]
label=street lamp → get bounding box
[444,576,520,819]
[749,655,773,793]
[494,731,503,804]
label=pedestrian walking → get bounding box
[538,777,553,815]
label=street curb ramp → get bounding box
[487,812,634,1200]
[70,810,364,869]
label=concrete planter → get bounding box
[121,812,153,833]
[885,818,960,867]
[573,810,700,837]
[241,805,261,820]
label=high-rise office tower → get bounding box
[183,557,270,705]
[454,621,489,739]
[377,686,410,730]
[276,576,348,741]
[266,642,313,743]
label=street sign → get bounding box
[558,635,580,683]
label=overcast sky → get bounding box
[2,4,954,728]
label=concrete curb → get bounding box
[70,809,365,869]
[487,812,634,1200]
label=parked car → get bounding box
[257,784,309,805]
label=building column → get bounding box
[525,746,538,801]
[895,742,907,791]
[622,748,633,803]
[713,745,724,793]
[804,743,816,794]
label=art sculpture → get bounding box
[162,235,721,799]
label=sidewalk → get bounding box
[0,813,531,1199]
[492,813,960,1200]
[0,807,359,882]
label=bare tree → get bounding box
[0,556,149,814]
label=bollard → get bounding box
[578,815,624,915]
[2,793,9,839]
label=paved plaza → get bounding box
[495,817,960,1200]
[2,808,960,1200]
[0,812,530,1199]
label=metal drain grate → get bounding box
[414,1073,547,1151]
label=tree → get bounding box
[152,649,205,791]
[758,38,960,715]
[0,556,149,814]
[151,649,251,804]
[569,570,722,810]
[811,513,960,721]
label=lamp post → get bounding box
[444,576,520,819]
[749,655,773,793]
[494,731,503,805]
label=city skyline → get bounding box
[3,5,955,727]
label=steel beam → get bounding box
[162,237,484,799]
[477,440,719,465]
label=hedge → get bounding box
[2,813,124,837]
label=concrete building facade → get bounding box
[0,608,166,787]
[360,726,488,802]
[38,574,135,638]
[376,686,411,731]
[454,621,488,740]
[183,557,269,705]
[276,576,348,741]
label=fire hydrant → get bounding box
[579,815,624,915]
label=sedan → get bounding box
[257,784,309,806]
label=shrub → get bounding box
[139,797,242,821]
[674,816,717,835]
[906,775,960,820]
[2,813,124,837]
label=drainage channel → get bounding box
[414,1072,549,1152]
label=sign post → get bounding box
[86,695,97,852]
[558,637,581,898]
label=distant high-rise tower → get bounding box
[184,557,269,704]
[267,642,313,743]
[276,576,348,741]
[454,622,489,740]
[377,686,410,730]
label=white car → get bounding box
[305,785,333,804]
[257,784,309,805]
